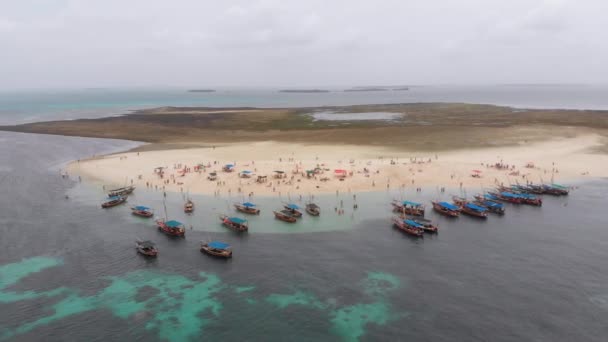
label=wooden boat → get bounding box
[472,198,505,215]
[283,203,303,217]
[135,240,158,257]
[219,215,248,232]
[460,202,489,218]
[107,186,135,197]
[403,216,439,233]
[517,193,543,206]
[273,210,297,223]
[234,202,260,215]
[156,219,186,237]
[200,241,232,258]
[131,205,154,218]
[305,203,320,216]
[432,201,460,217]
[391,200,425,216]
[489,191,523,204]
[452,196,467,207]
[543,184,569,196]
[392,217,424,237]
[184,199,194,213]
[102,196,127,208]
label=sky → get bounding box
[0,0,607,89]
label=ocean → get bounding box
[1,86,608,341]
[2,85,608,124]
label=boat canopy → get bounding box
[208,241,230,250]
[484,193,499,200]
[404,219,423,228]
[518,193,537,199]
[438,202,459,210]
[273,170,284,173]
[466,203,487,212]
[228,217,247,224]
[286,203,300,210]
[107,196,121,201]
[242,202,256,207]
[334,169,347,173]
[225,164,234,168]
[551,184,568,189]
[165,220,184,228]
[483,201,503,208]
[402,200,422,207]
[139,241,155,248]
[500,192,521,198]
[134,206,150,211]
[241,170,252,174]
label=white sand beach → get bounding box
[67,134,608,197]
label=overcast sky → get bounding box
[1,0,607,89]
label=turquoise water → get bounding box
[3,85,608,124]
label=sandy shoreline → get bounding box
[66,134,608,197]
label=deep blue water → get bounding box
[1,85,608,124]
[1,131,607,341]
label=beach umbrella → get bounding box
[472,170,482,173]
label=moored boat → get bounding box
[543,183,569,196]
[219,215,248,232]
[404,216,439,233]
[200,241,232,258]
[135,240,158,257]
[432,201,460,217]
[273,210,297,223]
[234,202,260,215]
[391,200,425,216]
[392,217,424,237]
[489,191,523,204]
[156,219,186,237]
[283,203,303,217]
[517,193,543,206]
[102,196,127,208]
[131,205,154,218]
[305,203,320,216]
[473,199,505,215]
[184,199,194,213]
[108,186,135,197]
[460,202,489,218]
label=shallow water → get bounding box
[1,131,608,341]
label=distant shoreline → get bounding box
[187,89,216,93]
[279,89,330,93]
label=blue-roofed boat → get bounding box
[156,219,186,237]
[404,216,439,233]
[101,195,127,208]
[473,198,505,215]
[488,191,523,204]
[200,241,232,258]
[391,200,425,216]
[283,203,303,217]
[391,217,424,237]
[131,205,154,218]
[516,192,543,206]
[222,164,235,172]
[432,201,460,217]
[234,202,260,215]
[544,183,569,196]
[219,215,248,232]
[461,202,489,218]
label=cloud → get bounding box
[0,0,607,88]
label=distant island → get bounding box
[345,86,409,92]
[279,89,330,93]
[344,87,389,92]
[187,89,216,93]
